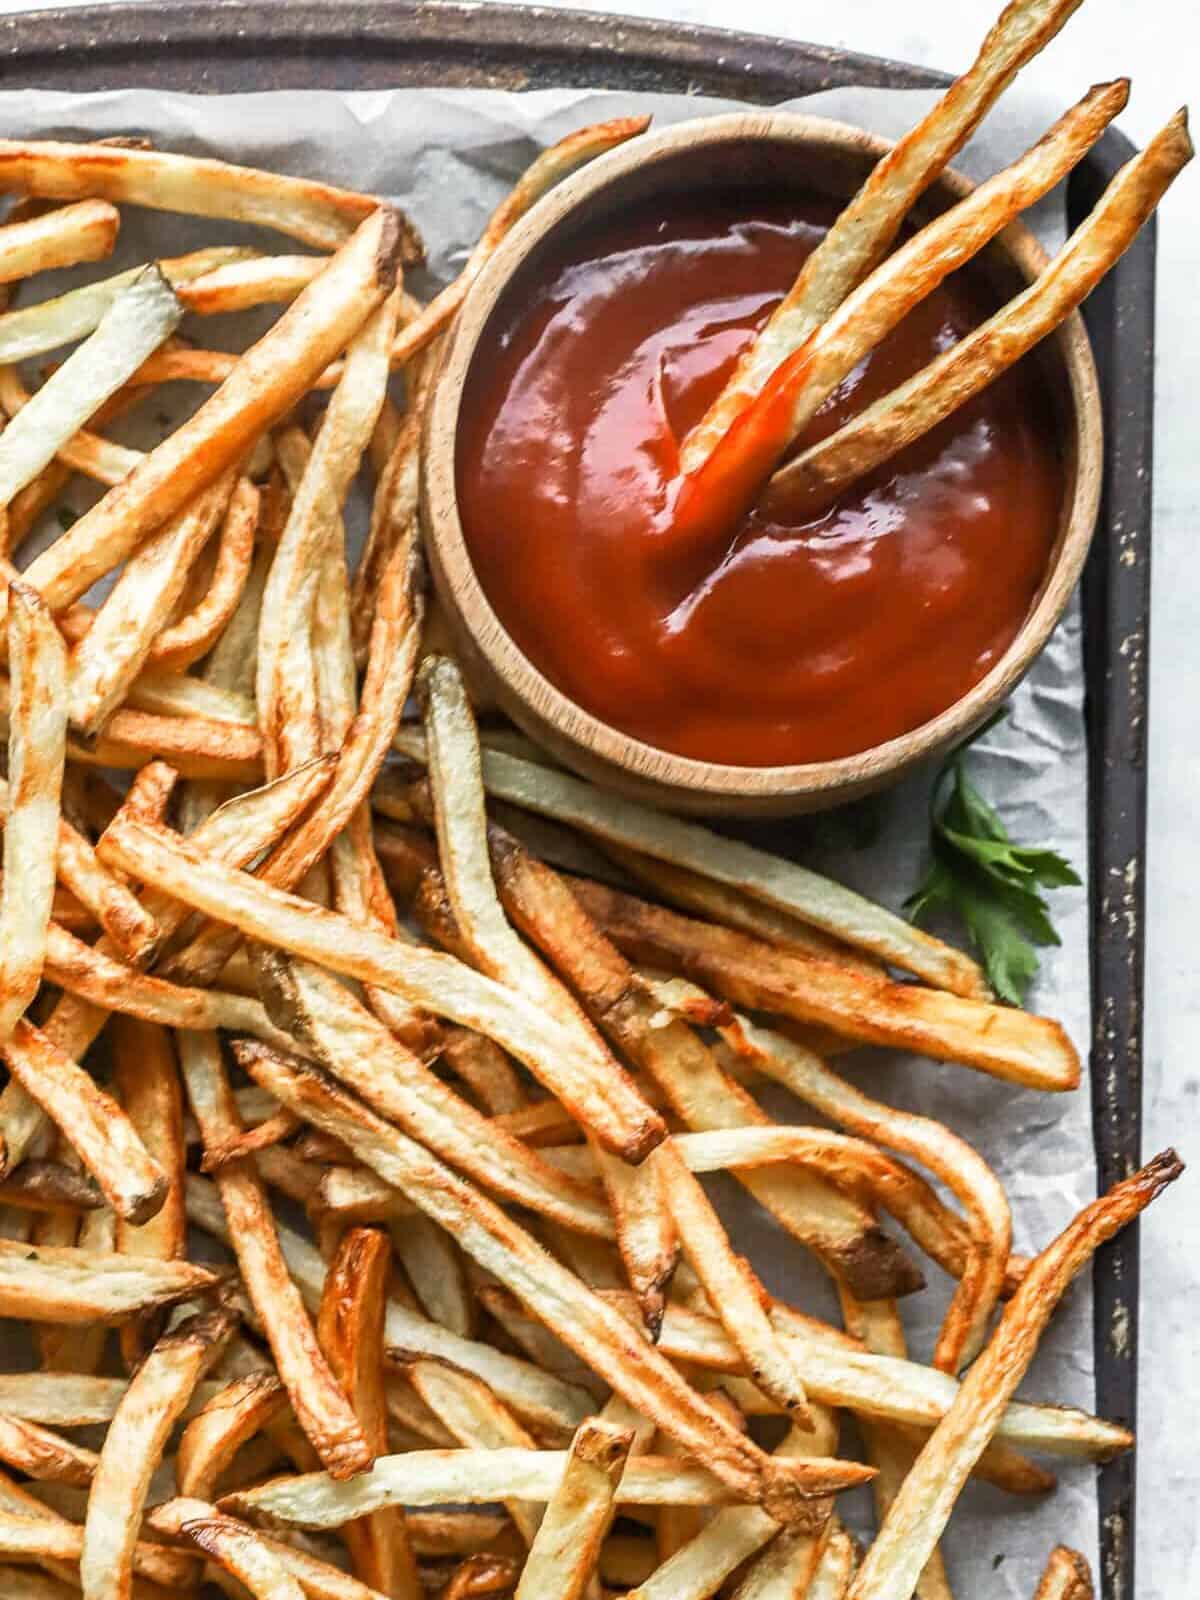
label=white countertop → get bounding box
[3,0,1196,1594]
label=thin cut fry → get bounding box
[0,1237,220,1323]
[177,1372,289,1501]
[148,476,260,673]
[847,1153,1182,1600]
[0,198,118,281]
[0,270,181,510]
[149,1501,306,1600]
[233,1041,873,1520]
[318,1227,421,1600]
[0,138,421,255]
[680,0,1092,470]
[0,1415,98,1486]
[178,254,327,314]
[178,1030,372,1480]
[1032,1547,1094,1600]
[669,80,1128,547]
[388,734,984,995]
[80,1307,235,1600]
[768,109,1194,512]
[21,206,403,613]
[513,1418,632,1600]
[0,583,67,1040]
[68,472,237,734]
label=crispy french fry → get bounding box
[0,1372,228,1427]
[0,1237,220,1323]
[768,110,1193,513]
[21,207,403,613]
[0,139,421,255]
[847,1153,1182,1600]
[148,476,260,673]
[389,734,983,995]
[809,1527,856,1600]
[0,583,67,1040]
[232,1041,872,1519]
[178,1371,289,1501]
[149,1500,307,1600]
[0,1415,98,1487]
[178,254,327,314]
[680,0,1093,470]
[178,1030,372,1480]
[572,878,1079,1092]
[0,197,118,280]
[514,1418,632,1600]
[1032,1546,1094,1600]
[318,1227,421,1600]
[0,1510,196,1588]
[80,1307,235,1600]
[68,473,237,734]
[669,80,1128,548]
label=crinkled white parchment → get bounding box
[0,81,1094,1595]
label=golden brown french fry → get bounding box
[848,1153,1183,1600]
[177,1371,289,1501]
[441,1553,521,1599]
[389,733,983,996]
[669,80,1128,546]
[768,108,1194,513]
[178,254,328,314]
[513,1418,632,1600]
[680,0,1092,471]
[318,1227,421,1600]
[1032,1546,1094,1600]
[147,476,259,673]
[0,1416,98,1487]
[0,1159,100,1213]
[0,1510,196,1588]
[390,117,649,368]
[808,1527,856,1600]
[441,1030,524,1115]
[651,1138,811,1421]
[178,1030,372,1480]
[0,583,67,1041]
[573,878,1079,1092]
[0,138,421,255]
[67,473,237,735]
[0,1236,220,1323]
[20,207,403,614]
[0,1462,94,1591]
[233,1040,872,1519]
[148,1500,306,1599]
[390,1216,473,1339]
[80,1307,235,1600]
[0,197,118,280]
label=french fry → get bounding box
[847,1153,1182,1600]
[232,1041,873,1519]
[178,1030,372,1480]
[348,388,425,665]
[0,1372,228,1427]
[21,207,403,614]
[0,1159,101,1213]
[80,1307,235,1600]
[731,1522,833,1600]
[318,1228,421,1600]
[390,1216,473,1339]
[0,197,118,280]
[0,1415,99,1486]
[669,80,1128,547]
[680,0,1092,471]
[0,584,67,1041]
[0,364,143,487]
[714,1016,1013,1367]
[0,1237,220,1323]
[572,878,1079,1092]
[255,954,614,1237]
[389,734,983,996]
[651,1138,811,1421]
[147,1501,307,1600]
[0,1566,78,1600]
[68,473,237,734]
[0,245,251,364]
[483,830,920,1301]
[768,109,1194,513]
[442,1553,521,1599]
[148,477,260,673]
[0,138,421,256]
[0,1460,101,1593]
[0,270,180,510]
[809,1527,857,1600]
[390,117,649,369]
[178,1371,289,1500]
[178,254,327,315]
[441,1030,525,1115]
[513,1418,632,1600]
[0,1510,197,1588]
[1032,1546,1094,1600]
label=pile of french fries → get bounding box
[0,2,1186,1597]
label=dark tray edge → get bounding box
[0,9,1155,1597]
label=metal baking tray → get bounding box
[0,6,1155,1595]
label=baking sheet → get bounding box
[0,81,1093,1593]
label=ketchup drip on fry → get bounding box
[456,191,1062,767]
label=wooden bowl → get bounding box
[422,111,1102,817]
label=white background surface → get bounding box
[2,0,1196,1594]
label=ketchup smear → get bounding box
[456,191,1063,767]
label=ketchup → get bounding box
[456,191,1062,767]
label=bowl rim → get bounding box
[422,108,1103,803]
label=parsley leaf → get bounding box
[903,709,1080,1004]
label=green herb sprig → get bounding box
[904,709,1080,1004]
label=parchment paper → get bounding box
[0,81,1094,1595]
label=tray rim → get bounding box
[0,7,1155,1597]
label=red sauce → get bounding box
[456,191,1063,767]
